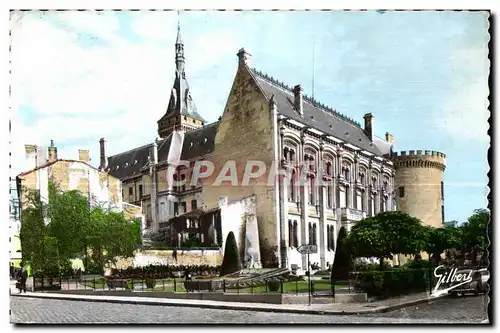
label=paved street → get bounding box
[10,294,488,324]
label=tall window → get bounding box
[129,187,133,196]
[147,204,152,227]
[138,185,143,199]
[327,185,333,208]
[399,186,405,198]
[293,221,299,248]
[191,199,197,210]
[181,202,187,213]
[330,225,335,251]
[343,167,350,181]
[325,161,332,176]
[288,169,296,202]
[174,202,179,216]
[312,224,317,245]
[308,176,315,205]
[441,181,444,200]
[441,205,445,224]
[288,220,293,247]
[160,202,165,222]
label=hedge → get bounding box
[108,264,221,279]
[352,266,432,298]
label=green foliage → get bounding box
[109,264,221,279]
[423,226,461,264]
[267,281,281,292]
[20,181,142,276]
[353,266,430,298]
[182,232,202,248]
[462,209,489,251]
[331,227,351,280]
[347,211,427,265]
[220,232,241,277]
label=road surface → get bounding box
[10,294,488,324]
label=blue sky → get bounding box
[9,10,489,223]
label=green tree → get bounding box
[331,227,351,280]
[20,182,142,275]
[220,232,241,277]
[423,226,461,265]
[347,211,427,267]
[46,182,89,261]
[461,209,489,265]
[87,207,142,272]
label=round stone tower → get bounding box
[391,150,446,228]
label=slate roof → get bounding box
[106,121,219,180]
[373,135,393,157]
[251,68,383,156]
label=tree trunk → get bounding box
[379,257,384,268]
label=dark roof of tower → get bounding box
[251,68,383,156]
[158,25,205,124]
[106,122,219,179]
[158,72,205,123]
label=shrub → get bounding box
[353,267,430,298]
[219,232,241,277]
[331,227,352,280]
[145,278,156,289]
[267,281,281,292]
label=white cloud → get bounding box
[438,47,490,143]
[10,11,242,178]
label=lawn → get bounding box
[226,280,349,294]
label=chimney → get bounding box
[363,113,374,140]
[99,138,107,170]
[293,85,303,116]
[25,144,38,168]
[48,140,57,162]
[237,48,252,68]
[79,149,90,163]
[151,139,158,165]
[385,132,394,144]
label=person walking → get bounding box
[10,263,14,280]
[19,262,28,293]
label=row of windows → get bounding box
[288,220,334,251]
[145,199,198,227]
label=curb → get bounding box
[11,292,449,316]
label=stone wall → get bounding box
[113,249,224,269]
[202,62,278,267]
[392,152,446,228]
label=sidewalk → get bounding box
[10,290,448,316]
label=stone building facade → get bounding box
[391,150,446,228]
[16,141,142,223]
[102,27,446,271]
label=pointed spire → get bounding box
[175,12,185,74]
[176,12,183,45]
